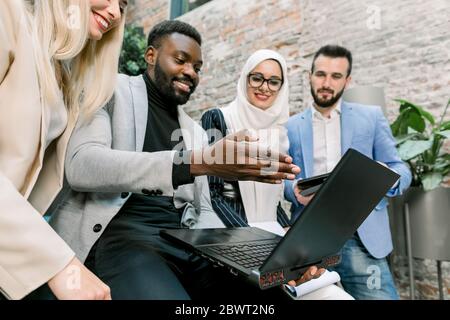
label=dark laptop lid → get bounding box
[260,148,400,273]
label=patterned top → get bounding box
[200,108,291,228]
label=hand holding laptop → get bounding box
[288,266,326,287]
[294,185,315,206]
[249,221,326,286]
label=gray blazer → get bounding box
[50,74,224,262]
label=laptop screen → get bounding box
[260,148,400,273]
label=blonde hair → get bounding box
[70,17,126,119]
[26,0,125,118]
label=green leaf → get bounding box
[407,127,420,134]
[395,133,421,145]
[420,109,436,125]
[436,130,450,139]
[421,172,443,191]
[395,99,435,125]
[391,112,409,136]
[407,112,426,133]
[398,140,433,160]
[390,121,399,136]
[399,113,413,136]
[440,121,450,131]
[433,161,450,171]
[395,99,414,111]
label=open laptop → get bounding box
[160,149,400,290]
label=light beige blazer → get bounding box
[0,0,75,299]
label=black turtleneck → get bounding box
[143,71,180,152]
[111,73,194,229]
[142,71,194,188]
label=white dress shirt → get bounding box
[311,101,342,176]
[293,99,398,194]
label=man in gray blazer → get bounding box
[50,20,314,299]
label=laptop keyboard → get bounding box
[208,242,278,269]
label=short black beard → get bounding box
[310,85,345,109]
[153,61,195,106]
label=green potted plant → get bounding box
[391,99,450,190]
[389,99,450,292]
[119,24,147,76]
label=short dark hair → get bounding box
[311,45,353,76]
[147,20,202,49]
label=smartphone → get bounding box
[296,173,330,196]
[300,184,322,197]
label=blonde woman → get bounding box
[0,0,127,300]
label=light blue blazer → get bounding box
[284,101,412,258]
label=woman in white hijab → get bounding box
[201,50,355,301]
[201,49,291,231]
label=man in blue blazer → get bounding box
[285,45,411,299]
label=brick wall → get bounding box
[126,0,450,299]
[127,0,304,119]
[126,0,169,32]
[127,0,449,122]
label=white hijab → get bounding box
[221,49,290,223]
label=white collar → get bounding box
[311,99,342,119]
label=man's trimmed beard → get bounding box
[310,84,345,108]
[154,60,195,106]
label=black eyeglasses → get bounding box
[247,73,283,92]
